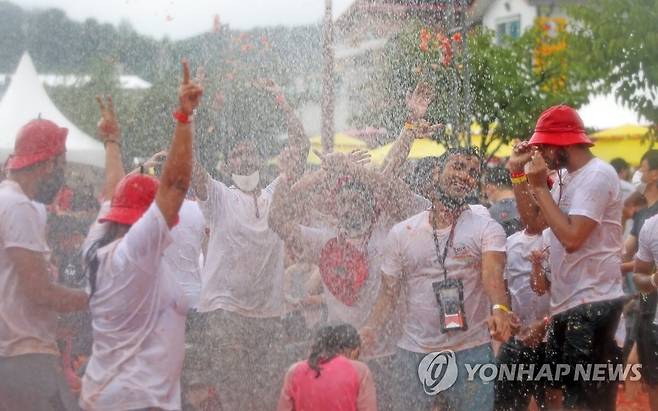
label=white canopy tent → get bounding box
[0,52,105,168]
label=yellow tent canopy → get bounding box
[592,124,650,140]
[591,137,654,166]
[368,139,446,165]
[309,133,367,149]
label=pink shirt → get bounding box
[277,355,377,411]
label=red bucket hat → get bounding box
[99,174,159,226]
[5,119,68,170]
[529,105,593,147]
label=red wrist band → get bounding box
[510,171,526,178]
[173,111,191,124]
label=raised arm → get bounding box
[156,59,203,227]
[268,174,306,254]
[96,95,125,201]
[257,79,310,182]
[507,142,547,233]
[526,151,598,253]
[381,82,438,178]
[317,149,414,222]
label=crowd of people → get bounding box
[0,58,656,411]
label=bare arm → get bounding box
[258,79,310,182]
[482,251,514,342]
[95,96,125,201]
[507,142,547,233]
[268,174,305,254]
[156,60,203,227]
[9,248,87,313]
[191,156,209,201]
[633,258,656,294]
[530,250,551,295]
[360,274,401,341]
[530,185,598,253]
[381,82,436,178]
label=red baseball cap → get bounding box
[529,105,593,147]
[5,119,68,170]
[99,174,159,226]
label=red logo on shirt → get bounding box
[319,238,369,306]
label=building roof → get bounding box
[0,52,105,168]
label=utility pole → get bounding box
[321,0,335,153]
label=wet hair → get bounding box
[610,158,630,174]
[641,150,658,171]
[484,166,512,189]
[335,179,376,214]
[84,222,126,299]
[435,146,482,179]
[308,323,361,378]
[410,157,441,197]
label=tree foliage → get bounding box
[350,22,592,157]
[568,0,658,132]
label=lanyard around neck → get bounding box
[431,207,464,282]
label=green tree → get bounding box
[568,0,658,134]
[351,23,591,159]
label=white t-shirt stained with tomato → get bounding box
[381,206,507,354]
[80,203,188,411]
[197,178,285,317]
[0,180,58,357]
[547,158,624,315]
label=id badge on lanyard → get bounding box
[431,211,468,332]
[433,278,467,332]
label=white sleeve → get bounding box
[113,203,173,274]
[481,219,507,253]
[1,202,49,253]
[82,201,112,256]
[197,178,228,226]
[636,218,657,264]
[380,227,406,278]
[569,170,615,223]
[264,176,282,196]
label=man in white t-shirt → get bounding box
[508,105,625,410]
[189,79,310,410]
[0,119,88,410]
[632,213,658,408]
[360,147,512,411]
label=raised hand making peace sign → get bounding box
[178,59,204,116]
[95,95,120,141]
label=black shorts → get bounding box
[637,317,658,386]
[495,339,546,411]
[545,298,624,411]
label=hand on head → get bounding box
[507,141,534,173]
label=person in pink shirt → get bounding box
[278,323,377,411]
